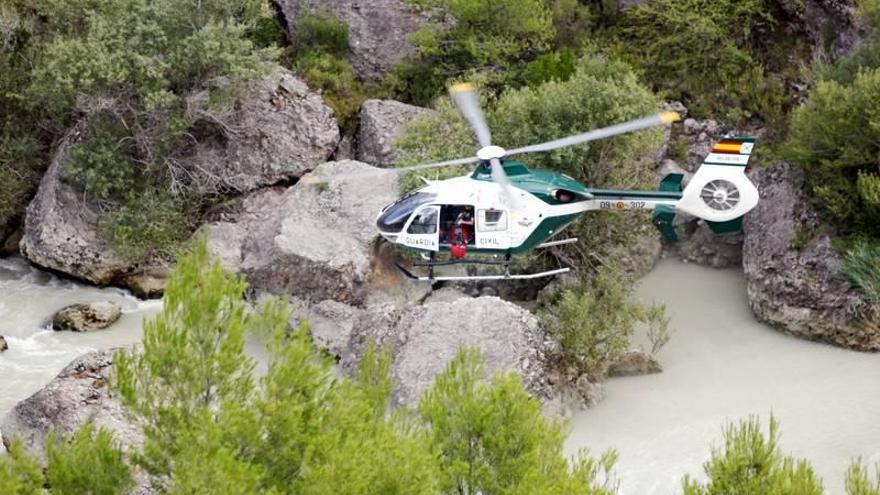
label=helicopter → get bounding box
[306,83,760,282]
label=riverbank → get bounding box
[567,258,880,494]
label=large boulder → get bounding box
[1,351,141,457]
[52,302,122,332]
[356,99,433,167]
[273,0,436,80]
[205,160,398,304]
[179,67,339,193]
[743,162,879,350]
[343,296,558,407]
[776,0,864,59]
[19,124,133,286]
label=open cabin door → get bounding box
[400,205,440,251]
[475,208,511,249]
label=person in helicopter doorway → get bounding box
[455,206,475,245]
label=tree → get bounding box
[0,438,43,495]
[45,423,134,495]
[392,0,556,103]
[540,267,669,379]
[114,240,439,493]
[846,461,880,495]
[419,347,618,495]
[682,415,824,495]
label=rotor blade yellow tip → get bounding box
[450,82,476,94]
[660,111,681,124]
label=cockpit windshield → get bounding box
[376,191,437,233]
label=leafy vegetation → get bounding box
[604,0,786,125]
[540,267,669,378]
[682,415,824,494]
[0,426,132,495]
[0,0,280,259]
[392,0,556,104]
[290,8,372,132]
[841,241,880,314]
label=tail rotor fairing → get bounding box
[700,179,741,211]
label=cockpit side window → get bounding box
[376,191,437,233]
[407,206,439,234]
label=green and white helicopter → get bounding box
[322,83,760,282]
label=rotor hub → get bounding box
[477,145,506,161]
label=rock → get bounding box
[423,286,471,304]
[1,351,142,457]
[1,227,22,257]
[0,335,7,352]
[607,350,662,377]
[273,0,436,81]
[343,296,558,407]
[179,67,339,193]
[743,162,879,350]
[291,298,365,357]
[776,0,863,59]
[675,221,743,268]
[356,99,434,167]
[20,123,134,286]
[119,264,172,299]
[204,160,398,304]
[52,302,122,332]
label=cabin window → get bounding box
[478,209,507,232]
[407,206,439,234]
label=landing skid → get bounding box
[395,263,570,281]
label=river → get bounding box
[566,258,880,494]
[0,256,162,416]
[2,255,878,493]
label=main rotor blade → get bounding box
[450,83,493,148]
[298,155,480,185]
[490,157,520,209]
[504,112,680,157]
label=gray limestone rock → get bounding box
[204,160,398,304]
[356,99,434,167]
[273,0,436,80]
[52,302,122,332]
[743,162,878,350]
[179,67,339,193]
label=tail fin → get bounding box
[677,137,760,228]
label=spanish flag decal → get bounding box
[711,139,755,155]
[703,138,756,167]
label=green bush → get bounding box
[841,241,880,309]
[393,0,555,104]
[682,415,824,494]
[784,69,880,235]
[420,346,619,494]
[45,423,134,495]
[296,51,368,133]
[540,267,669,378]
[846,461,880,495]
[607,0,775,118]
[0,438,43,495]
[98,188,196,261]
[294,8,349,57]
[65,116,139,201]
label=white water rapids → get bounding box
[1,255,878,493]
